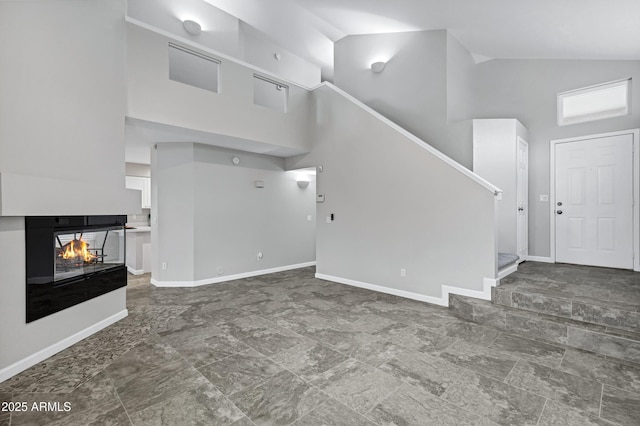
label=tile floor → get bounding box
[1,266,639,425]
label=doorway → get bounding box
[550,129,639,270]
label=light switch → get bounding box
[540,195,549,202]
[326,216,331,223]
[307,215,312,221]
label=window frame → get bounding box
[557,78,631,126]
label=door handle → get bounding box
[556,210,563,215]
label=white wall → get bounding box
[287,85,497,300]
[127,0,321,88]
[126,23,313,156]
[472,59,640,257]
[334,31,449,155]
[152,143,316,285]
[151,143,196,282]
[241,22,321,88]
[0,0,126,188]
[127,0,243,58]
[334,30,479,169]
[473,119,528,255]
[445,33,476,169]
[0,0,131,378]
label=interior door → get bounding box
[516,138,529,261]
[555,133,633,269]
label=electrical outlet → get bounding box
[161,262,167,270]
[400,268,406,277]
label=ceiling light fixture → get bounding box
[371,61,386,73]
[183,20,202,36]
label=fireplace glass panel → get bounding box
[54,226,123,281]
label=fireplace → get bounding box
[25,216,127,323]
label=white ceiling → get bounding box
[206,0,640,71]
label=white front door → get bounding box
[555,133,633,269]
[517,137,529,261]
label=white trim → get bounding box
[0,309,128,383]
[317,83,502,196]
[315,273,498,308]
[315,273,446,306]
[127,266,144,275]
[151,262,316,287]
[550,129,639,271]
[498,263,518,279]
[527,256,554,263]
[557,78,631,126]
[442,278,497,305]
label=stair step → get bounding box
[492,279,640,332]
[449,293,640,364]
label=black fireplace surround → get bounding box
[25,216,127,323]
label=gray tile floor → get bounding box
[1,267,639,425]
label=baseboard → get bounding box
[442,277,497,306]
[315,273,446,306]
[527,256,554,263]
[315,273,498,308]
[127,266,144,275]
[151,261,317,287]
[498,263,518,279]
[0,309,128,383]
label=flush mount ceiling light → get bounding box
[183,19,202,36]
[371,61,386,73]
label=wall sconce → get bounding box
[297,180,310,189]
[371,61,386,73]
[183,20,202,36]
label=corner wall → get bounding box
[334,31,448,155]
[287,85,497,302]
[334,30,478,168]
[152,143,316,285]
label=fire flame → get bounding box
[59,238,96,263]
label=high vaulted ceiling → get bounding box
[205,0,640,75]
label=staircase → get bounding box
[449,262,640,364]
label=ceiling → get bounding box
[206,0,640,72]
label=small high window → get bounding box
[168,43,220,93]
[253,75,288,113]
[557,78,631,126]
